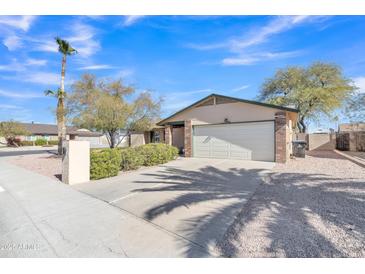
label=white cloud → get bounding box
[2,72,61,86]
[31,22,100,58]
[232,85,249,92]
[0,59,25,71]
[353,77,365,94]
[228,16,312,51]
[114,68,134,79]
[222,57,259,66]
[0,89,43,99]
[188,16,328,66]
[78,64,114,70]
[3,35,22,51]
[0,16,37,31]
[122,16,145,27]
[169,89,213,96]
[65,22,100,57]
[34,39,58,53]
[0,105,33,122]
[222,50,302,66]
[23,72,60,85]
[0,104,21,109]
[189,16,327,52]
[0,58,47,72]
[25,58,47,66]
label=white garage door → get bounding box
[193,121,275,161]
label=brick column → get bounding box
[275,111,287,163]
[184,120,192,157]
[164,125,172,145]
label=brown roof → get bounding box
[19,123,102,137]
[68,130,103,137]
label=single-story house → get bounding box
[18,122,107,146]
[153,93,298,163]
[337,122,365,151]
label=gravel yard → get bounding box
[10,153,62,181]
[217,150,365,258]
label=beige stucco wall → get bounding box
[308,133,336,151]
[164,102,279,125]
[130,133,146,147]
[0,136,6,146]
[62,140,90,185]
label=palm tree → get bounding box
[45,37,77,155]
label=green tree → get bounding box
[67,74,162,148]
[45,37,77,155]
[0,121,29,147]
[259,62,356,132]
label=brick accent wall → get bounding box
[275,111,287,163]
[184,120,192,157]
[164,125,172,145]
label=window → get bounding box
[152,131,160,143]
[25,135,36,141]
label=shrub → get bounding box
[135,143,179,166]
[90,144,178,180]
[20,140,34,146]
[47,140,59,145]
[90,149,121,180]
[120,148,144,171]
[35,139,47,146]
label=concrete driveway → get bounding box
[74,157,274,256]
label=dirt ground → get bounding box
[10,153,62,181]
[217,150,365,258]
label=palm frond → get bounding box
[55,37,77,55]
[44,89,55,96]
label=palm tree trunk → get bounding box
[58,54,67,155]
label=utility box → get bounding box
[62,140,90,185]
[292,140,306,158]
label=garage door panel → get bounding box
[193,121,274,161]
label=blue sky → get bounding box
[0,15,365,131]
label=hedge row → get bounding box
[90,149,121,180]
[90,143,179,180]
[20,140,59,146]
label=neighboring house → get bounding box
[18,122,107,147]
[338,123,365,132]
[129,127,165,147]
[154,93,298,163]
[337,123,365,152]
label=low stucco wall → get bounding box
[337,132,365,152]
[308,133,336,151]
[130,133,146,147]
[0,136,6,146]
[62,141,90,185]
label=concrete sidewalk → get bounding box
[0,146,57,157]
[0,159,212,257]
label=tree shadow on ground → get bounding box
[219,171,365,257]
[131,165,365,257]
